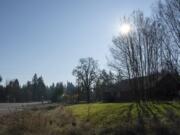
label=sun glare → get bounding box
[119,23,131,35]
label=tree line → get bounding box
[0,74,77,103]
[0,66,118,103]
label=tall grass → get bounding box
[0,102,179,135]
[0,106,93,135]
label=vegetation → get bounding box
[0,0,179,105]
[0,74,76,103]
[0,0,179,134]
[68,102,180,135]
[72,57,99,103]
[0,105,90,135]
[0,102,179,135]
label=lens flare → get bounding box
[119,23,131,35]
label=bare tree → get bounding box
[155,0,180,72]
[156,0,180,48]
[110,11,165,101]
[72,57,98,103]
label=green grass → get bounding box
[67,103,133,126]
[67,102,180,127]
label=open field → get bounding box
[68,102,180,126]
[0,102,51,114]
[0,102,180,135]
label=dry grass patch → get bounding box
[0,105,93,135]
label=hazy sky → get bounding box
[0,0,158,85]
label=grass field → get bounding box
[68,102,180,125]
[68,102,180,134]
[0,102,180,135]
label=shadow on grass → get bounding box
[125,103,134,123]
[164,102,180,111]
[97,102,180,135]
[150,103,164,115]
[136,102,180,135]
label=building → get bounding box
[103,73,180,102]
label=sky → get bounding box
[0,0,158,86]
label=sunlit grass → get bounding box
[67,102,180,127]
[68,103,134,126]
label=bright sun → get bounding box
[119,23,131,35]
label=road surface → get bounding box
[0,102,46,114]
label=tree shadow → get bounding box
[149,103,165,116]
[138,102,152,118]
[136,103,146,135]
[113,103,135,125]
[143,102,158,120]
[135,102,164,135]
[128,102,180,135]
[159,103,180,123]
[164,102,180,111]
[125,103,134,123]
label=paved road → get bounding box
[0,102,45,114]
